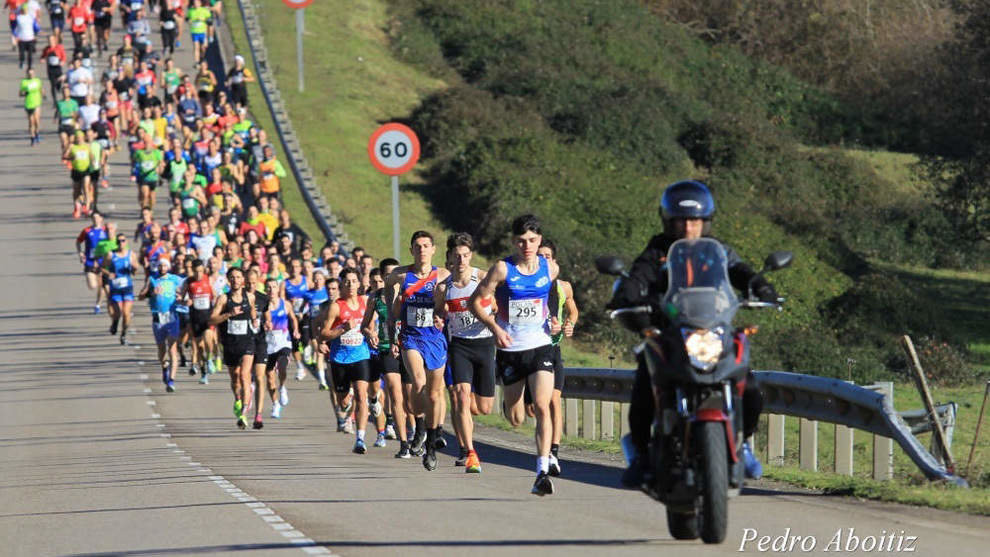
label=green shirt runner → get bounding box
[20,78,43,111]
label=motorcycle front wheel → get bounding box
[698,421,728,544]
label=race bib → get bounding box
[227,319,247,335]
[292,298,303,313]
[155,311,173,325]
[192,295,210,310]
[447,311,477,336]
[73,17,84,26]
[48,55,60,66]
[131,2,142,10]
[181,197,196,209]
[112,277,129,289]
[162,20,175,30]
[74,150,88,160]
[106,100,117,109]
[310,304,321,318]
[141,160,156,170]
[508,298,544,326]
[340,328,364,347]
[406,305,433,328]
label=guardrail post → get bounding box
[582,399,596,439]
[835,423,854,475]
[800,418,818,471]
[565,398,578,437]
[619,402,630,438]
[872,382,894,481]
[494,385,503,419]
[601,401,614,440]
[767,414,785,466]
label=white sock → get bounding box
[317,369,326,384]
[536,456,549,474]
[356,430,365,441]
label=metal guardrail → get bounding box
[234,0,353,252]
[560,367,967,486]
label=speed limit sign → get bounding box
[368,123,421,176]
[282,0,314,8]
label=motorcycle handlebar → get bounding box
[608,305,653,320]
[740,298,786,311]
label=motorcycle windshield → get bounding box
[662,238,738,329]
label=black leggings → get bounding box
[18,40,35,70]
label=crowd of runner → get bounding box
[14,0,581,496]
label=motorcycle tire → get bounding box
[698,421,729,544]
[666,509,700,540]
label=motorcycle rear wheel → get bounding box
[666,509,700,540]
[698,421,728,544]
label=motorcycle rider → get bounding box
[607,180,779,487]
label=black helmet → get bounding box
[660,180,715,235]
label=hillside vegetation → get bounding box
[385,0,987,382]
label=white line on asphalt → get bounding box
[245,502,266,508]
[281,530,304,538]
[139,374,149,380]
[197,468,211,473]
[151,413,160,418]
[272,523,293,531]
[262,516,284,523]
[253,508,275,516]
[188,462,201,466]
[208,476,223,480]
[166,443,176,447]
[301,547,330,556]
[143,388,152,393]
[146,400,156,406]
[159,433,171,438]
[156,424,166,428]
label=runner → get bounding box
[18,67,43,145]
[138,258,186,393]
[209,266,257,430]
[47,0,66,43]
[469,214,561,495]
[385,231,451,470]
[132,136,163,210]
[13,3,38,70]
[536,238,578,477]
[302,269,329,388]
[75,210,107,313]
[264,276,299,419]
[65,129,93,218]
[41,34,65,108]
[185,258,216,384]
[86,127,107,208]
[225,54,253,108]
[55,85,78,152]
[246,267,270,429]
[436,233,495,473]
[185,0,209,63]
[319,267,374,454]
[67,0,91,50]
[91,0,111,54]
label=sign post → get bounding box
[282,0,314,93]
[367,123,421,261]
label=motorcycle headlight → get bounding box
[682,328,724,372]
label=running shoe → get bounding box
[532,472,554,496]
[423,449,438,471]
[743,442,763,479]
[189,364,197,376]
[336,418,347,433]
[374,432,387,448]
[179,352,187,368]
[161,367,169,385]
[353,438,367,454]
[93,305,101,314]
[236,415,247,430]
[410,445,426,457]
[72,203,81,219]
[34,134,40,143]
[410,429,427,455]
[394,444,411,459]
[199,374,209,385]
[384,423,397,440]
[454,448,468,467]
[271,401,282,419]
[100,179,109,189]
[233,399,243,418]
[303,345,314,366]
[434,427,447,449]
[318,382,329,391]
[548,455,562,477]
[214,356,222,372]
[295,365,306,381]
[279,385,289,406]
[343,419,355,434]
[165,380,175,393]
[253,416,263,430]
[120,334,128,346]
[109,321,118,335]
[368,397,381,418]
[206,358,216,374]
[465,451,482,474]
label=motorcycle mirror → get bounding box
[763,250,793,272]
[595,255,626,277]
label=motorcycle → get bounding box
[596,238,791,544]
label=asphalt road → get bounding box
[0,14,988,557]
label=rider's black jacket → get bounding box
[607,233,776,312]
